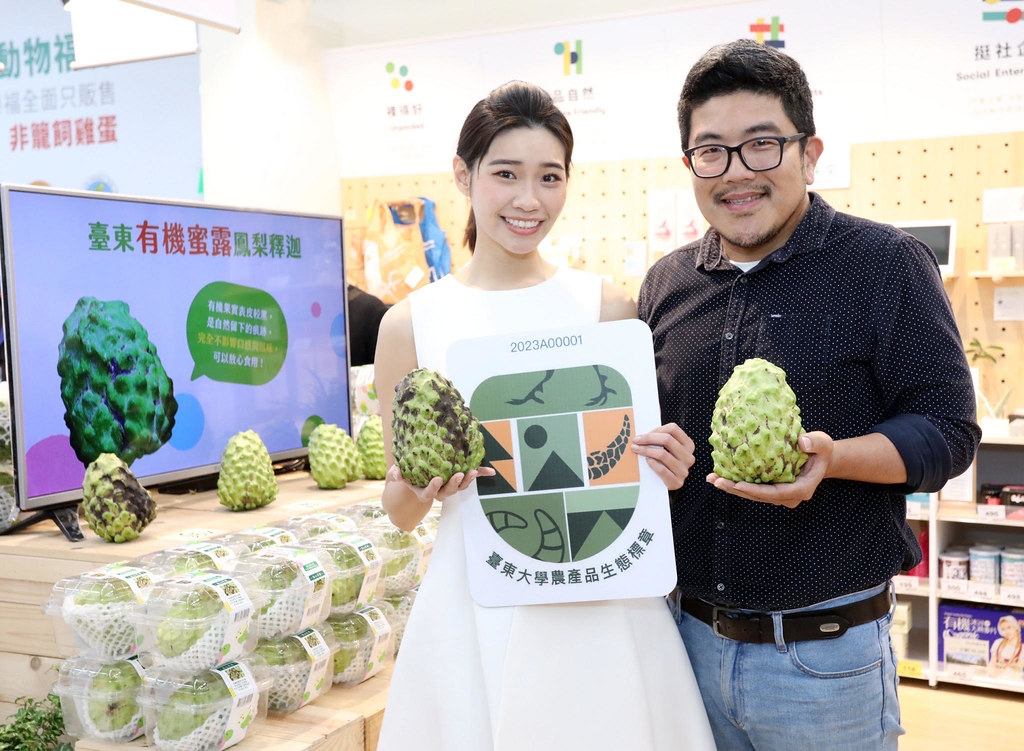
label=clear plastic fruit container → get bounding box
[44,561,163,659]
[301,531,383,617]
[230,546,337,641]
[133,571,266,672]
[375,587,417,658]
[53,655,146,743]
[136,539,250,575]
[336,501,388,528]
[141,655,272,751]
[253,621,339,713]
[364,519,429,597]
[277,511,359,540]
[211,525,300,554]
[327,605,393,686]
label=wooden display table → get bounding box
[0,472,391,750]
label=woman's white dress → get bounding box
[376,268,715,751]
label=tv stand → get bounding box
[2,501,84,541]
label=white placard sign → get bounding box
[447,319,676,607]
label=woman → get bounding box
[374,81,715,751]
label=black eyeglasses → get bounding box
[684,134,807,178]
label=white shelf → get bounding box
[968,270,1024,282]
[915,440,1024,694]
[935,667,1024,694]
[979,435,1024,447]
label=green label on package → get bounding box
[212,660,259,749]
[294,626,332,707]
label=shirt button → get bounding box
[738,276,748,284]
[724,332,734,340]
[716,583,725,592]
[715,520,725,529]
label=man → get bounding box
[347,283,390,366]
[637,40,979,750]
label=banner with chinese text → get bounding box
[0,0,202,199]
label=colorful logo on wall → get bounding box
[553,40,583,75]
[982,0,1023,24]
[750,16,785,47]
[385,62,414,91]
[470,365,639,564]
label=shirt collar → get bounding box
[695,192,834,271]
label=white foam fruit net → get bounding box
[155,620,227,673]
[380,556,417,597]
[332,641,372,685]
[258,588,307,641]
[153,706,231,751]
[62,600,138,659]
[267,664,311,713]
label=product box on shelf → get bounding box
[939,601,1024,682]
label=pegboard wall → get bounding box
[341,130,1024,416]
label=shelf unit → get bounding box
[895,437,1024,694]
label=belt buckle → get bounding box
[711,605,740,638]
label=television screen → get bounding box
[892,219,956,274]
[0,185,350,511]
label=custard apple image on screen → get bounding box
[709,357,809,484]
[57,296,177,466]
[82,453,157,543]
[391,368,484,488]
[468,365,640,564]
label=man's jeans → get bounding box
[671,584,904,750]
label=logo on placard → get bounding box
[982,0,1023,24]
[471,365,640,563]
[749,16,786,47]
[553,40,583,75]
[385,62,414,91]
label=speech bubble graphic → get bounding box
[186,281,288,385]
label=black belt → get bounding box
[681,587,893,644]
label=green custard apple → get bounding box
[391,368,485,487]
[217,430,278,511]
[86,660,144,736]
[154,672,232,745]
[154,585,224,661]
[709,357,809,484]
[82,453,157,543]
[57,296,177,466]
[328,542,366,612]
[356,415,386,480]
[62,575,140,658]
[254,637,308,713]
[328,614,370,682]
[307,423,360,489]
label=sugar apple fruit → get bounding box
[391,368,485,487]
[57,296,177,466]
[709,358,809,484]
[217,430,278,511]
[82,453,157,543]
[155,672,232,743]
[357,415,386,480]
[327,541,366,611]
[86,660,143,735]
[328,614,370,678]
[155,585,224,659]
[307,423,359,489]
